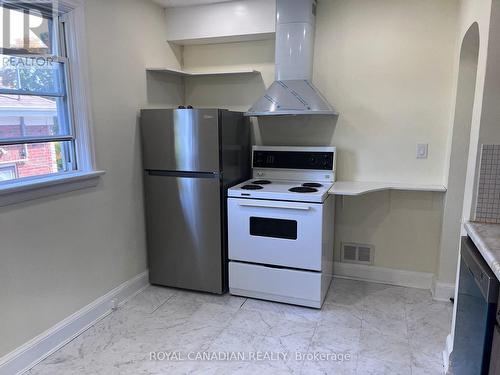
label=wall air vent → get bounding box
[341,242,375,265]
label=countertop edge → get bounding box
[464,222,500,282]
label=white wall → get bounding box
[437,23,479,287]
[182,0,458,275]
[459,0,493,223]
[439,0,493,291]
[448,0,500,354]
[334,191,444,273]
[313,0,458,185]
[476,3,500,149]
[0,0,182,358]
[183,39,275,110]
[184,0,458,185]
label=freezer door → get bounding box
[141,109,220,172]
[144,172,223,293]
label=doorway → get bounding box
[437,23,480,288]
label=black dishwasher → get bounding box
[490,293,500,374]
[450,236,499,375]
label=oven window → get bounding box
[250,217,298,240]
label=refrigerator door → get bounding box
[219,110,251,188]
[141,109,220,172]
[144,172,223,293]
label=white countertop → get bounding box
[329,181,447,196]
[465,222,500,281]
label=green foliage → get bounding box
[1,61,58,93]
[54,142,64,171]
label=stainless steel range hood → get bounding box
[245,0,337,117]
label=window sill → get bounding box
[0,170,105,207]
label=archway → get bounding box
[437,23,480,293]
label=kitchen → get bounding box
[1,0,500,374]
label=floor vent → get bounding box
[341,242,375,265]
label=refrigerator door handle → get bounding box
[146,170,221,179]
[238,202,311,211]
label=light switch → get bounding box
[416,144,428,159]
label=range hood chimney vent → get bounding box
[245,0,337,117]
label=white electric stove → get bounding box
[228,179,332,203]
[227,146,336,309]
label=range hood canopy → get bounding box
[245,0,337,117]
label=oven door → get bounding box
[228,198,323,270]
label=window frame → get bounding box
[0,1,104,207]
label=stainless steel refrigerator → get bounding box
[140,109,250,294]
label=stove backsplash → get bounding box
[475,144,500,224]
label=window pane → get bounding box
[0,6,54,55]
[0,94,71,140]
[0,141,74,182]
[0,164,16,181]
[0,55,66,96]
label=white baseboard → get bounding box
[0,271,149,375]
[333,262,434,290]
[432,280,456,302]
[443,333,453,374]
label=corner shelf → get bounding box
[329,181,447,196]
[166,33,275,46]
[146,67,261,77]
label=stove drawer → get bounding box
[229,261,324,308]
[228,198,323,270]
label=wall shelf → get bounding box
[167,33,275,46]
[163,0,276,47]
[329,181,447,196]
[146,67,261,77]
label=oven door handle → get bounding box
[238,202,311,211]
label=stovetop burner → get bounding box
[252,180,272,185]
[302,183,323,188]
[241,184,264,190]
[289,186,318,193]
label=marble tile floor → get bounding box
[28,278,453,375]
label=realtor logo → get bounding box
[0,0,59,55]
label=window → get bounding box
[0,3,76,182]
[0,1,102,205]
[0,164,16,181]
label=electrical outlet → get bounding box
[111,298,119,311]
[416,144,428,159]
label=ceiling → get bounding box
[153,0,235,8]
